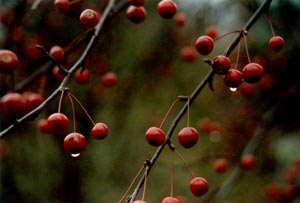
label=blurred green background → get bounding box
[0,0,300,202]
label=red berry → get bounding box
[52,66,65,82]
[223,69,243,88]
[38,119,52,134]
[180,46,197,62]
[80,9,100,29]
[206,26,218,39]
[0,49,19,74]
[47,112,70,135]
[174,12,187,27]
[213,158,228,174]
[240,154,256,170]
[64,132,87,156]
[75,69,90,85]
[101,72,117,87]
[162,196,180,203]
[23,92,44,113]
[145,127,166,146]
[242,63,264,84]
[178,127,199,148]
[0,92,25,121]
[49,45,65,62]
[126,6,147,24]
[91,122,109,140]
[54,0,70,14]
[211,55,231,75]
[269,36,285,52]
[195,35,214,56]
[129,0,145,7]
[189,177,209,196]
[157,0,177,19]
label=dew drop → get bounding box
[229,87,237,92]
[71,153,80,158]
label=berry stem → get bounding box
[67,92,96,126]
[174,149,195,178]
[234,37,241,69]
[159,98,180,129]
[266,13,275,37]
[242,31,252,63]
[66,92,77,132]
[213,30,241,42]
[187,97,190,127]
[57,89,65,113]
[170,150,174,197]
[141,168,148,201]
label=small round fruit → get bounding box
[133,201,147,203]
[174,12,187,27]
[38,119,52,134]
[64,132,87,155]
[240,154,256,170]
[75,69,90,85]
[129,0,145,7]
[206,26,218,39]
[180,46,197,62]
[242,63,264,84]
[49,45,65,62]
[0,49,19,74]
[47,112,70,135]
[54,0,70,14]
[101,72,117,87]
[23,92,44,113]
[223,69,243,88]
[91,122,109,140]
[162,196,180,203]
[194,35,214,56]
[189,177,209,196]
[157,0,177,19]
[145,127,166,146]
[126,6,147,24]
[178,127,199,148]
[80,9,100,29]
[0,92,25,121]
[213,158,228,174]
[211,55,231,75]
[269,36,285,52]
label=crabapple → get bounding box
[145,127,166,146]
[206,26,218,39]
[157,0,177,19]
[49,45,65,62]
[47,112,70,135]
[75,69,90,85]
[101,72,117,87]
[0,49,19,74]
[242,63,264,83]
[54,0,70,14]
[189,177,209,196]
[269,36,285,52]
[211,55,231,75]
[80,9,100,29]
[180,46,197,62]
[91,122,109,140]
[0,92,25,121]
[174,12,187,27]
[213,158,228,174]
[240,154,256,170]
[162,196,180,203]
[126,6,147,24]
[223,69,243,88]
[177,127,199,148]
[23,92,44,113]
[38,119,52,134]
[64,132,87,156]
[195,35,214,56]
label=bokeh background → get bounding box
[0,0,300,202]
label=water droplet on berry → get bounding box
[229,87,237,92]
[71,153,80,158]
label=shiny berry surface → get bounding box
[269,36,285,52]
[49,45,65,62]
[91,122,109,140]
[157,0,177,19]
[189,177,209,196]
[54,0,70,14]
[145,127,166,146]
[178,127,199,148]
[75,69,90,85]
[211,55,231,75]
[223,69,243,88]
[126,6,147,24]
[195,35,214,56]
[47,113,70,135]
[80,9,100,29]
[101,72,117,87]
[64,132,87,155]
[23,92,44,113]
[0,49,19,74]
[0,92,25,121]
[242,63,264,84]
[162,196,180,203]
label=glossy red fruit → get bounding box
[174,12,187,27]
[157,0,177,19]
[162,196,180,203]
[75,69,90,85]
[180,46,197,62]
[47,112,69,135]
[126,6,146,24]
[101,72,117,87]
[242,63,264,84]
[64,132,87,155]
[178,127,199,148]
[0,92,25,121]
[80,9,100,29]
[240,154,256,170]
[54,0,70,14]
[49,45,65,62]
[91,122,109,140]
[129,0,145,7]
[52,66,65,82]
[194,35,214,56]
[213,158,228,174]
[145,127,166,146]
[206,26,218,39]
[0,49,19,74]
[38,119,52,134]
[269,36,285,52]
[211,55,231,75]
[23,92,44,113]
[223,69,243,88]
[189,177,209,196]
